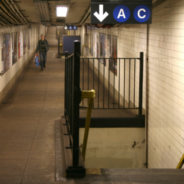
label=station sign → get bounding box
[91,0,152,24]
[68,25,73,30]
[73,26,77,30]
[64,25,78,30]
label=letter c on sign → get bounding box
[138,9,146,19]
[134,5,151,23]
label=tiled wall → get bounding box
[78,0,184,168]
[0,24,46,103]
[148,0,184,168]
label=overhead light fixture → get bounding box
[56,6,68,17]
[64,25,68,30]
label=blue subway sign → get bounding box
[73,26,77,30]
[64,25,78,30]
[68,25,73,30]
[91,0,152,24]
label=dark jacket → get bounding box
[36,39,49,53]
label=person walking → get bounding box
[36,34,49,71]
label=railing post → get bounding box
[139,52,144,116]
[73,40,81,166]
[64,51,69,117]
[58,37,61,58]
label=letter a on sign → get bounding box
[117,9,126,19]
[113,5,130,23]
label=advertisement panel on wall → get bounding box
[12,32,18,65]
[1,34,10,73]
[89,32,91,55]
[88,31,117,74]
[107,34,111,58]
[28,30,31,49]
[23,30,27,54]
[91,33,93,55]
[109,35,117,75]
[18,31,23,58]
[93,32,99,58]
[93,33,96,57]
[100,33,107,66]
[1,35,4,69]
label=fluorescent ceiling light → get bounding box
[56,6,68,17]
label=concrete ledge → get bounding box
[79,116,145,128]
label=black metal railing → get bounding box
[64,41,83,171]
[65,53,74,134]
[64,40,144,176]
[80,53,143,115]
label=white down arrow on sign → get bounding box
[94,4,109,22]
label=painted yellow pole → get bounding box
[176,154,184,169]
[60,44,62,55]
[81,90,95,161]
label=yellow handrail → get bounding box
[81,89,95,161]
[176,154,184,169]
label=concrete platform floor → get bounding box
[0,47,184,184]
[0,47,64,184]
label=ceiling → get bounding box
[15,0,90,25]
[0,0,161,26]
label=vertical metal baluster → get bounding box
[113,59,115,109]
[139,52,144,116]
[88,59,89,90]
[70,57,72,125]
[67,59,69,122]
[118,59,120,108]
[93,59,94,108]
[83,58,84,106]
[68,58,70,125]
[65,59,68,122]
[80,58,81,89]
[70,57,72,132]
[68,59,70,123]
[134,59,136,108]
[103,61,105,108]
[68,58,70,128]
[129,59,131,108]
[93,59,94,89]
[124,59,126,108]
[98,60,100,109]
[64,52,68,117]
[108,59,110,109]
[71,56,74,134]
[73,41,81,166]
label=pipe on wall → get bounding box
[145,24,150,168]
